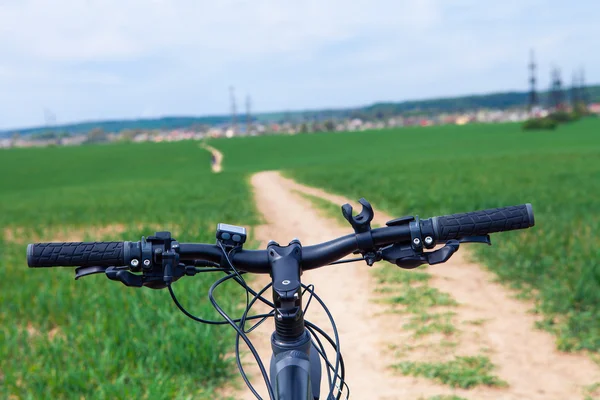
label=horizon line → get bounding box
[3,83,595,134]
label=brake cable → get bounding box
[301,283,344,399]
[209,273,276,400]
[305,322,350,399]
[168,237,348,399]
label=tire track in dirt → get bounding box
[232,170,600,400]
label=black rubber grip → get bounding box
[431,203,534,241]
[27,242,125,267]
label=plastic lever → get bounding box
[105,267,143,287]
[381,240,461,269]
[75,266,108,280]
[426,240,460,265]
[458,235,492,245]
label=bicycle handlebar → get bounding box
[27,242,126,268]
[432,204,534,240]
[27,204,534,271]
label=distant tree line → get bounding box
[4,85,599,139]
[522,102,591,131]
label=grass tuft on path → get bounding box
[394,356,508,389]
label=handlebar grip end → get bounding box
[525,203,535,227]
[27,243,35,267]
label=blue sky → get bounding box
[0,0,598,130]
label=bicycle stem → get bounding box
[268,239,305,340]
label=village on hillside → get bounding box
[3,103,599,150]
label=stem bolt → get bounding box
[130,259,139,267]
[413,238,421,246]
[143,259,151,266]
[424,236,433,245]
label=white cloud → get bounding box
[0,0,598,129]
[0,0,443,61]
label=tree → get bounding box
[86,128,108,144]
[573,101,589,117]
[11,132,20,147]
[120,129,138,142]
[32,131,57,140]
[191,123,209,133]
[323,120,335,131]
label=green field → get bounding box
[0,142,258,399]
[215,118,600,352]
[1,118,599,399]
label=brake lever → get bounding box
[74,266,145,288]
[425,240,460,265]
[458,235,492,245]
[75,266,108,280]
[106,267,144,287]
[381,234,492,269]
[381,240,461,269]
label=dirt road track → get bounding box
[231,170,599,400]
[201,143,223,173]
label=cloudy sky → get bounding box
[0,0,598,130]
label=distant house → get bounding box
[589,103,600,114]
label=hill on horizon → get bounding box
[3,85,599,138]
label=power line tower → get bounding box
[528,49,538,111]
[580,67,589,106]
[570,71,580,108]
[549,67,565,111]
[245,95,252,135]
[229,86,237,135]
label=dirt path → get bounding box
[232,171,600,400]
[201,142,223,173]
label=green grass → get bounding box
[394,356,508,389]
[384,286,457,311]
[294,191,348,226]
[584,382,600,400]
[372,264,459,342]
[463,319,487,326]
[0,142,257,399]
[403,312,457,338]
[4,117,600,397]
[214,117,600,352]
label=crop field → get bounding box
[0,142,258,399]
[2,118,599,399]
[214,117,600,353]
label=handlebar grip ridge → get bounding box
[432,203,534,241]
[27,242,125,267]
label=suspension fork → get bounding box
[267,239,322,399]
